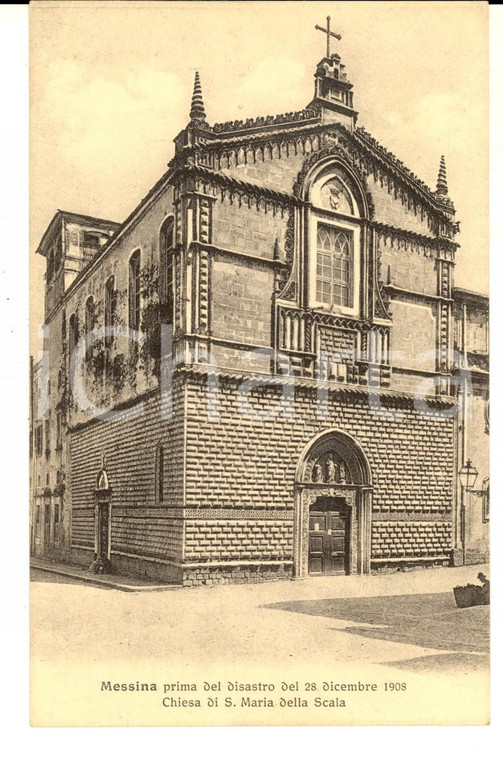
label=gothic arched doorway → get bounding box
[294,430,373,577]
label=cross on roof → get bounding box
[315,15,342,58]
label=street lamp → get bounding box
[458,459,479,565]
[459,459,479,491]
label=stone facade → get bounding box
[30,41,488,584]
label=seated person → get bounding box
[477,572,490,605]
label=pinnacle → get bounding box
[436,155,448,196]
[190,70,206,122]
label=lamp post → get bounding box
[458,459,478,566]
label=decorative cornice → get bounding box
[355,127,455,215]
[277,303,391,334]
[170,121,457,235]
[212,105,321,135]
[190,241,287,269]
[185,120,457,228]
[373,222,458,257]
[171,124,327,169]
[173,165,298,209]
[307,310,374,332]
[174,364,457,410]
[452,287,489,306]
[384,284,454,305]
[373,513,452,522]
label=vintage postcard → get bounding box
[29,0,490,726]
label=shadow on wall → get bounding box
[262,592,489,671]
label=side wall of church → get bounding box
[389,301,437,375]
[380,243,438,295]
[68,385,185,583]
[212,192,288,257]
[63,186,176,430]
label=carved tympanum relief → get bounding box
[310,451,351,484]
[319,178,354,215]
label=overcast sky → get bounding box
[30,0,488,353]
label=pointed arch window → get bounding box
[85,296,94,358]
[56,409,62,450]
[159,216,175,325]
[316,225,353,308]
[47,246,56,281]
[129,250,141,331]
[68,313,77,361]
[155,441,165,504]
[105,275,116,351]
[45,417,51,456]
[307,168,362,317]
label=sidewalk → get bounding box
[31,555,489,597]
[30,557,178,592]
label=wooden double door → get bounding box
[308,497,350,576]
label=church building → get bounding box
[30,21,489,584]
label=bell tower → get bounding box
[307,16,358,128]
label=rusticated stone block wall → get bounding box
[184,376,454,516]
[69,388,185,577]
[184,509,293,563]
